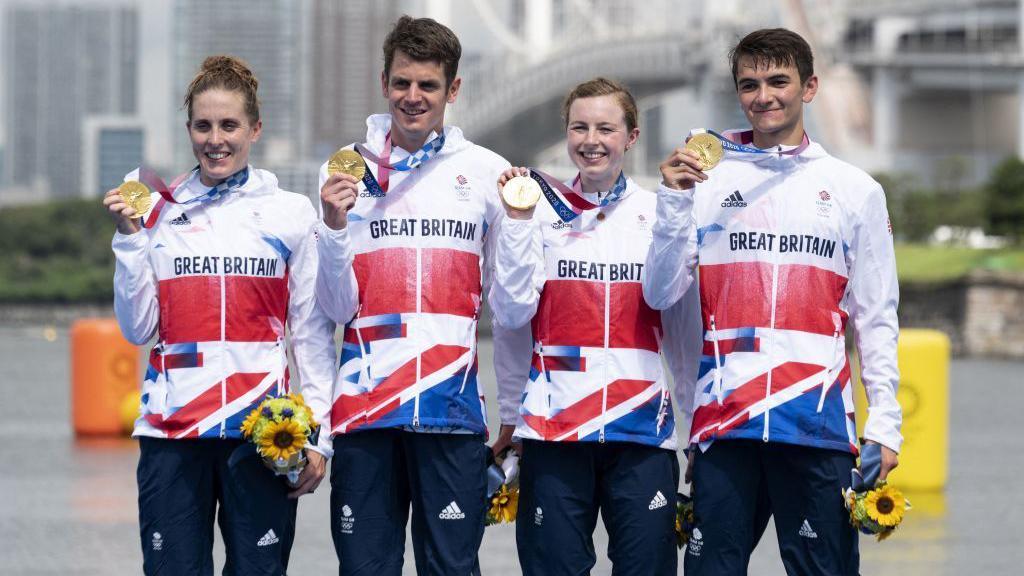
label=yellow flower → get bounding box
[865,485,906,528]
[240,408,261,438]
[258,419,306,461]
[488,485,519,524]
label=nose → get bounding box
[208,126,225,146]
[584,128,599,145]
[754,84,772,107]
[405,83,424,103]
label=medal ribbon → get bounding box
[699,129,811,157]
[528,169,627,223]
[353,130,446,196]
[138,166,248,228]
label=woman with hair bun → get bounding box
[102,55,336,575]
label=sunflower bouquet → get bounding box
[485,449,520,526]
[240,393,317,484]
[842,481,911,541]
[842,443,911,541]
[674,492,698,549]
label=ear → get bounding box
[625,127,640,151]
[801,74,819,104]
[250,119,262,143]
[446,77,461,104]
[381,70,389,98]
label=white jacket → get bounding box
[490,177,702,449]
[315,114,513,435]
[643,131,903,455]
[113,167,337,456]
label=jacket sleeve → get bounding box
[112,229,159,345]
[847,183,903,453]
[643,184,698,310]
[492,320,534,426]
[661,283,703,446]
[488,216,545,329]
[287,200,339,458]
[314,161,360,325]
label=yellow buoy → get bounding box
[854,328,949,491]
[120,390,142,434]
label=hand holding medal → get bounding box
[321,148,364,230]
[103,180,155,235]
[498,167,541,219]
[660,131,720,191]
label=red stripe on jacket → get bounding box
[158,275,288,344]
[353,248,481,318]
[699,262,848,336]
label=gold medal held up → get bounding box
[118,180,153,219]
[328,149,366,180]
[685,133,723,171]
[501,175,542,210]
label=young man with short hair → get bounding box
[643,28,903,575]
[316,15,514,576]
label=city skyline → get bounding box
[2,0,1022,203]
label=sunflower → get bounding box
[865,484,906,527]
[240,409,261,438]
[258,419,306,461]
[487,485,519,524]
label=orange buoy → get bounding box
[71,318,140,436]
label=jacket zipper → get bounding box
[412,246,422,427]
[218,262,227,438]
[817,327,843,412]
[710,315,723,404]
[599,273,610,443]
[763,261,779,442]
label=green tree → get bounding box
[0,199,115,302]
[985,156,1024,244]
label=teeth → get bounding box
[582,152,605,159]
[207,152,227,159]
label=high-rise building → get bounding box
[308,1,399,158]
[173,0,302,168]
[82,116,145,198]
[2,4,137,199]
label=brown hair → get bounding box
[383,15,462,88]
[562,77,638,132]
[730,28,814,86]
[183,55,260,123]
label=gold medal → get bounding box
[118,180,152,219]
[501,176,542,210]
[328,149,366,180]
[685,133,723,171]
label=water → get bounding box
[1,325,1020,574]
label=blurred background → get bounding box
[1,1,1022,575]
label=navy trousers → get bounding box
[329,429,488,576]
[684,439,859,576]
[137,437,297,576]
[515,439,680,576]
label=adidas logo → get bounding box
[169,213,191,226]
[257,528,280,546]
[648,490,669,510]
[798,519,818,539]
[721,191,747,208]
[551,220,572,230]
[439,501,465,520]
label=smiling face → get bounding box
[187,88,261,187]
[735,54,817,149]
[566,94,639,193]
[381,50,460,152]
